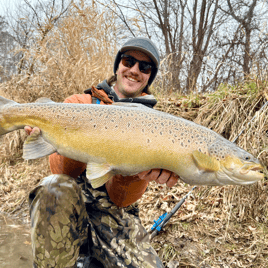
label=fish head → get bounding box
[219,153,264,185]
[208,141,264,185]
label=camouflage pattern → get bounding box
[29,174,164,268]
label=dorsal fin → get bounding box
[112,102,150,109]
[35,97,55,104]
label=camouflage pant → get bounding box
[29,174,164,268]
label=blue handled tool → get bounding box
[149,186,196,239]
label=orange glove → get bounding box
[24,126,40,135]
[138,169,179,188]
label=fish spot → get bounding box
[147,139,151,143]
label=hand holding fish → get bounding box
[138,169,179,187]
[24,126,40,136]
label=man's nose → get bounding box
[129,62,140,73]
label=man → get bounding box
[26,37,179,268]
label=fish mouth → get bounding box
[240,163,264,175]
[219,163,264,185]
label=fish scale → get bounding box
[0,96,264,188]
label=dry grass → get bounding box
[145,80,268,267]
[1,82,267,267]
[0,2,117,103]
[0,2,268,267]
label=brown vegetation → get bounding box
[0,82,267,267]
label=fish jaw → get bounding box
[217,156,264,185]
[185,151,264,186]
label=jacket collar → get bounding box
[84,79,157,108]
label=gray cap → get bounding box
[113,37,160,86]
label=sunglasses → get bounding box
[121,54,154,74]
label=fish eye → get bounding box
[245,156,250,161]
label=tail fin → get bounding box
[0,96,18,135]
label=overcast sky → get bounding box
[0,0,24,18]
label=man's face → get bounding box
[114,50,152,98]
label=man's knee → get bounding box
[29,174,86,223]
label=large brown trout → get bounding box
[0,96,264,188]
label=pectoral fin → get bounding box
[86,163,114,188]
[192,150,220,172]
[23,130,57,159]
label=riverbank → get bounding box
[0,82,268,267]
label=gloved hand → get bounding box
[24,126,41,135]
[138,169,179,187]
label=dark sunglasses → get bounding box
[121,54,154,74]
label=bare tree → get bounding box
[5,0,72,75]
[99,0,268,93]
[220,0,258,78]
[0,16,18,82]
[186,0,219,92]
